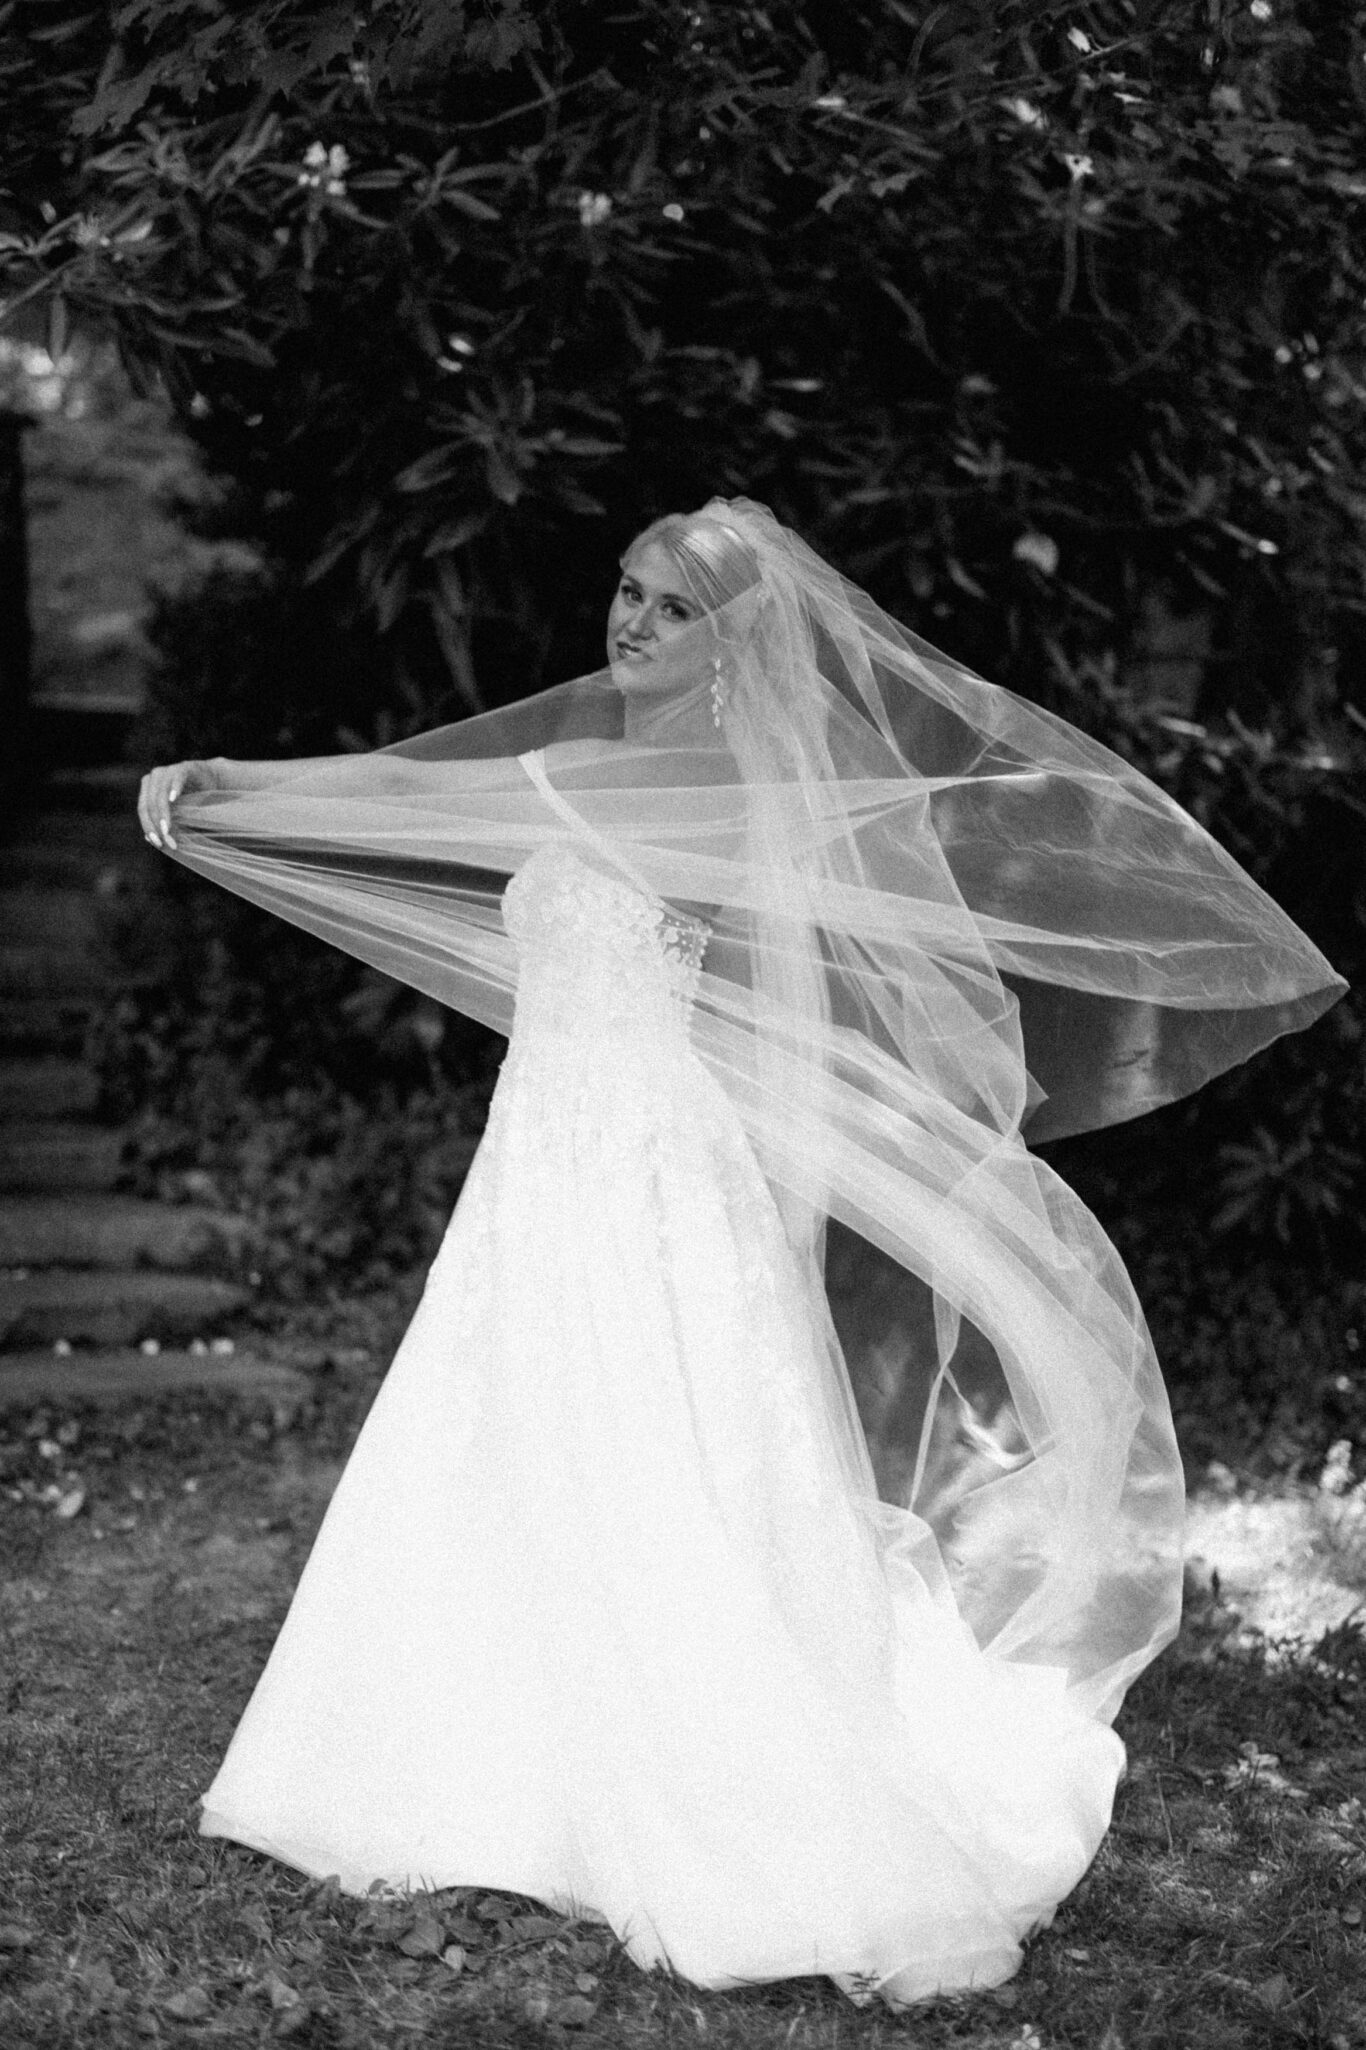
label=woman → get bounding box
[138,499,1344,2009]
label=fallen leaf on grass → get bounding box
[262,1970,302,2014]
[509,1912,562,1942]
[397,1912,445,1957]
[474,1893,515,1922]
[441,1944,466,1974]
[54,1485,86,1520]
[0,1924,37,1950]
[1253,1973,1291,2011]
[162,1985,212,2020]
[553,1993,598,2027]
[71,1958,119,2003]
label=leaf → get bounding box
[397,1912,445,1957]
[70,65,165,138]
[441,189,502,222]
[72,1959,119,2002]
[551,1993,597,2027]
[484,447,523,505]
[394,447,466,495]
[508,1913,561,1940]
[423,513,488,557]
[441,1944,466,1973]
[163,1985,212,2020]
[0,1926,36,1950]
[55,1486,86,1520]
[548,436,624,458]
[262,1968,303,2012]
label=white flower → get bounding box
[1003,96,1045,127]
[661,202,685,222]
[1013,531,1060,576]
[1250,0,1273,18]
[577,190,613,227]
[298,142,350,197]
[812,93,848,112]
[1067,27,1093,51]
[1063,152,1094,181]
[438,333,475,373]
[1321,1438,1354,1496]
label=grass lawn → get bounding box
[2,1288,1365,2050]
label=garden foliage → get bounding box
[1,0,1363,1281]
[3,0,1364,719]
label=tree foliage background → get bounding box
[2,0,1364,1279]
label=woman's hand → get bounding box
[137,759,220,852]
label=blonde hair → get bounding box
[625,510,761,612]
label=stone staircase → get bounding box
[0,762,271,1408]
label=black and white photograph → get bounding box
[1,4,1363,2045]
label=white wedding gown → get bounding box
[199,840,1126,2007]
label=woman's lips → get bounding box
[615,638,649,659]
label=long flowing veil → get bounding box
[163,497,1345,1721]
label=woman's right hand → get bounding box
[137,759,220,852]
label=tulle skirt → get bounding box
[200,1013,1124,2007]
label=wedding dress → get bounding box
[199,837,1127,2004]
[177,496,1344,2009]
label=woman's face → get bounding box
[606,541,704,688]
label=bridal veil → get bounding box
[162,496,1345,1722]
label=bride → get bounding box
[137,498,1343,2009]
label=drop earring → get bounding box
[710,654,725,727]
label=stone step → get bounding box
[0,1346,307,1414]
[0,1122,126,1192]
[0,1058,100,1119]
[31,683,143,718]
[14,808,143,855]
[0,942,116,996]
[43,764,144,815]
[0,843,137,891]
[0,1269,252,1348]
[0,1196,254,1271]
[0,886,107,945]
[0,991,106,1054]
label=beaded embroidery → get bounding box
[504,843,709,1026]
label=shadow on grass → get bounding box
[0,1383,1364,2050]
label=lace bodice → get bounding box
[502,841,708,1046]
